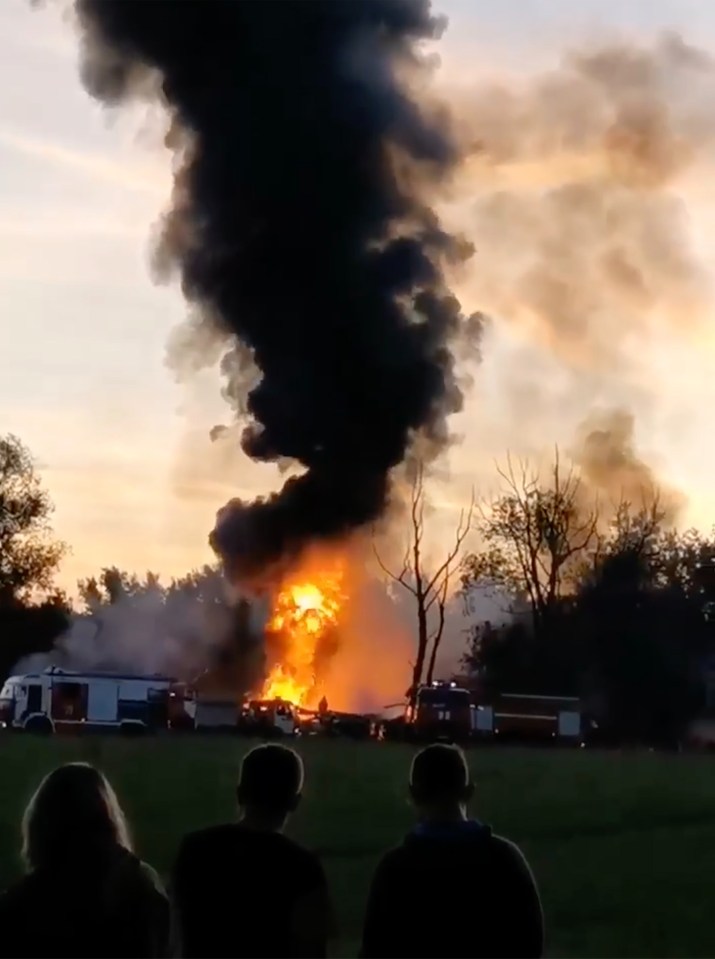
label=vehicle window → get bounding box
[419,689,469,707]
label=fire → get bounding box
[253,538,413,715]
[262,564,345,708]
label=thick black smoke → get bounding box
[73,0,478,580]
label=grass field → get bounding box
[0,736,714,958]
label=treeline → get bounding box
[0,434,259,688]
[3,431,714,746]
[460,458,715,746]
[0,435,71,681]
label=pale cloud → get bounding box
[0,128,166,196]
[0,211,145,240]
[43,458,255,593]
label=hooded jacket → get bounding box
[360,820,543,959]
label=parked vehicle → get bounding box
[239,699,298,737]
[381,681,473,743]
[0,667,192,735]
[480,693,583,744]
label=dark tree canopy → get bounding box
[0,434,66,605]
[462,453,714,744]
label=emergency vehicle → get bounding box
[476,693,583,743]
[239,699,298,737]
[0,667,193,734]
[381,681,473,742]
[412,681,473,741]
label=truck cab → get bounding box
[0,675,48,732]
[413,681,472,742]
[242,699,297,737]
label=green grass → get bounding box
[1,737,714,957]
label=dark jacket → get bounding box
[172,823,334,958]
[361,819,543,959]
[0,845,172,958]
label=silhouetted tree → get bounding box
[0,590,72,682]
[374,464,473,701]
[577,519,711,744]
[0,435,69,680]
[462,452,599,643]
[0,434,66,604]
[462,474,712,743]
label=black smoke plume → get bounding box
[73,0,478,580]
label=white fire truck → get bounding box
[0,667,194,735]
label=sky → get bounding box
[3,0,715,594]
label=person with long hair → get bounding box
[0,762,172,958]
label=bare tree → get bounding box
[463,451,599,641]
[374,464,474,704]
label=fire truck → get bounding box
[476,693,583,744]
[381,681,473,743]
[238,699,298,737]
[0,667,193,735]
[413,681,473,741]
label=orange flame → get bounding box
[262,563,345,708]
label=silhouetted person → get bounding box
[172,743,334,958]
[361,744,544,959]
[318,695,329,716]
[0,762,171,958]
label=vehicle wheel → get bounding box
[24,716,53,735]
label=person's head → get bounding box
[22,762,132,872]
[237,744,304,829]
[409,744,474,818]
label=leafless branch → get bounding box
[372,540,418,597]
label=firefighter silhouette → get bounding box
[318,695,328,716]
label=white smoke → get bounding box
[13,582,234,680]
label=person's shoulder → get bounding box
[135,858,168,896]
[178,824,317,867]
[489,833,535,872]
[258,833,327,892]
[490,832,527,856]
[179,823,241,854]
[276,833,324,872]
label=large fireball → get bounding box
[262,559,346,707]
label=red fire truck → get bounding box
[381,681,473,743]
[412,681,472,741]
[476,692,583,744]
